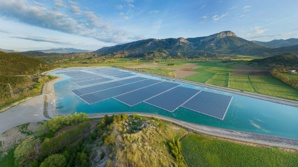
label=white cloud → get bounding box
[0,0,140,44]
[149,10,159,15]
[128,4,135,8]
[253,26,268,34]
[243,5,251,12]
[202,15,208,19]
[69,1,81,15]
[125,0,134,3]
[116,5,123,9]
[212,13,228,21]
[54,0,66,8]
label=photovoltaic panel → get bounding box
[182,91,233,120]
[113,73,135,78]
[115,82,179,106]
[71,77,147,96]
[145,86,200,112]
[80,79,161,104]
[75,78,112,86]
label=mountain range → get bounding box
[254,38,298,48]
[38,48,89,53]
[95,31,298,57]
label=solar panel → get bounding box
[115,82,179,106]
[80,79,161,104]
[71,77,147,96]
[75,78,112,86]
[113,73,135,78]
[145,86,200,112]
[182,91,233,120]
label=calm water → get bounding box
[49,68,298,139]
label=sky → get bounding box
[0,0,298,51]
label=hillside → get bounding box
[0,52,54,107]
[252,53,298,67]
[254,38,298,48]
[95,31,270,57]
[18,51,59,57]
[0,52,51,75]
[38,48,89,54]
[1,114,298,167]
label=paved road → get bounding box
[0,95,47,134]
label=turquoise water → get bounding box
[50,69,298,140]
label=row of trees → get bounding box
[271,70,298,89]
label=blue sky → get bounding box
[0,0,298,51]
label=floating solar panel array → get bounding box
[86,68,135,78]
[182,91,233,120]
[79,79,161,104]
[65,67,233,120]
[145,87,200,112]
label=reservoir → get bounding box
[49,67,298,140]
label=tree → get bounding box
[40,154,66,167]
[14,137,41,167]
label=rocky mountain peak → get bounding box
[216,31,237,38]
[178,37,189,43]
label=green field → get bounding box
[229,73,255,92]
[185,61,233,84]
[206,72,229,87]
[181,133,298,167]
[181,61,298,101]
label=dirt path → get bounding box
[0,95,46,134]
[232,64,270,76]
[172,63,198,78]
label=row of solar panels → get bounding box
[71,76,232,120]
[57,69,135,86]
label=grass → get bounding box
[228,74,298,100]
[0,148,16,167]
[181,60,298,100]
[250,75,298,100]
[137,68,173,76]
[229,73,255,92]
[181,133,298,167]
[185,61,233,84]
[115,116,187,166]
[206,72,229,87]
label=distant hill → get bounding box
[38,48,89,53]
[18,51,59,57]
[252,53,298,66]
[95,31,269,57]
[0,51,51,75]
[0,48,14,53]
[254,38,298,48]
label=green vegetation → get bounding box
[181,133,298,167]
[1,114,298,166]
[0,51,55,109]
[0,148,16,167]
[0,51,51,75]
[0,75,56,109]
[206,72,229,87]
[12,113,91,167]
[185,61,233,83]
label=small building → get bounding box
[289,70,297,74]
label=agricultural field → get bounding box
[181,133,298,167]
[206,72,229,87]
[127,59,298,100]
[228,74,255,92]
